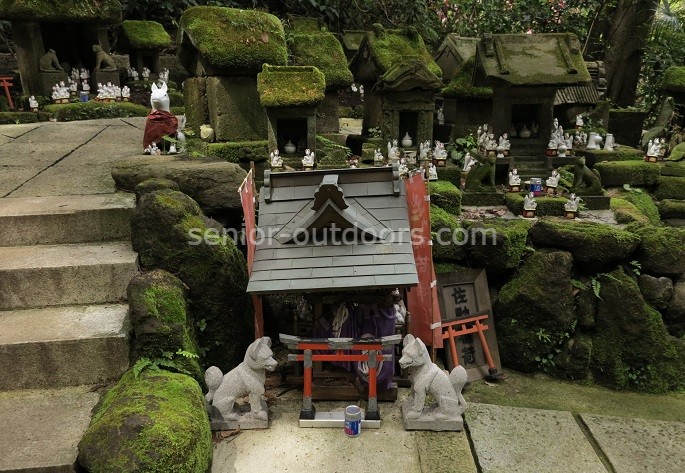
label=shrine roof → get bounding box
[257,65,326,108]
[247,166,418,294]
[441,57,493,100]
[120,20,171,51]
[474,33,591,87]
[179,6,287,76]
[435,35,479,71]
[287,31,354,90]
[0,0,122,24]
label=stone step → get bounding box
[0,386,99,472]
[0,193,135,246]
[0,304,129,390]
[0,241,138,310]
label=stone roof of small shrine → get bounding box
[287,31,354,90]
[257,65,326,108]
[247,166,418,294]
[434,35,480,81]
[119,20,171,50]
[474,33,591,87]
[0,0,122,23]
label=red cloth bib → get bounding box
[143,110,178,149]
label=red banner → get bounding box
[239,168,264,338]
[405,174,443,348]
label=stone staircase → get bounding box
[0,193,137,472]
[510,155,550,182]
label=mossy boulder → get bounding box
[628,224,685,277]
[430,205,465,262]
[529,218,640,271]
[465,219,531,277]
[666,142,685,162]
[134,178,179,200]
[494,250,576,373]
[287,32,353,90]
[661,161,685,176]
[661,66,685,93]
[574,278,596,329]
[591,268,685,392]
[655,176,685,200]
[120,20,171,50]
[131,189,252,369]
[257,65,325,107]
[0,0,122,23]
[112,155,247,216]
[658,199,685,219]
[127,270,202,383]
[613,189,660,225]
[637,274,673,310]
[43,102,148,121]
[435,164,462,187]
[594,161,660,187]
[428,180,462,215]
[611,198,650,224]
[179,6,287,76]
[665,278,685,337]
[505,193,567,217]
[554,333,593,381]
[575,145,643,167]
[78,370,211,472]
[206,140,269,164]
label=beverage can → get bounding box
[344,405,362,437]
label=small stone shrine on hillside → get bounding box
[118,20,171,79]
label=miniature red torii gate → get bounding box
[441,311,502,379]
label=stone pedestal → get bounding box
[40,71,68,96]
[91,70,120,90]
[401,402,464,432]
[208,400,269,431]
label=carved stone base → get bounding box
[401,402,464,431]
[208,400,269,431]
[522,209,537,218]
[644,155,658,163]
[40,71,69,96]
[508,185,520,193]
[545,186,557,195]
[565,210,578,219]
[91,70,120,90]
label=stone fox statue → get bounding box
[205,337,277,421]
[399,334,467,419]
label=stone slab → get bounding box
[580,413,685,473]
[0,193,134,246]
[0,386,99,472]
[209,401,269,431]
[466,403,605,473]
[0,241,138,310]
[402,401,464,431]
[415,430,477,473]
[0,123,42,139]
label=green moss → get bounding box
[167,90,184,108]
[430,204,465,262]
[611,198,650,224]
[505,193,568,217]
[257,64,325,107]
[428,180,462,215]
[591,268,685,392]
[658,199,685,219]
[465,219,531,276]
[615,189,661,225]
[179,6,287,75]
[0,0,121,23]
[594,161,661,187]
[206,140,269,164]
[78,370,212,472]
[529,218,641,271]
[287,32,353,90]
[666,142,685,162]
[44,102,148,121]
[661,161,685,176]
[628,223,685,276]
[435,163,462,187]
[661,66,685,93]
[441,57,493,99]
[655,176,685,200]
[364,24,442,79]
[170,106,185,116]
[0,111,50,124]
[121,20,171,50]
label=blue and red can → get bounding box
[344,405,362,437]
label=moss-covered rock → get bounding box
[135,178,180,200]
[494,250,576,373]
[658,199,685,219]
[628,224,685,276]
[44,102,148,121]
[666,142,685,162]
[594,161,660,187]
[127,270,202,383]
[78,369,211,472]
[591,268,685,392]
[441,57,493,100]
[614,189,660,225]
[428,180,462,215]
[131,189,252,369]
[575,145,644,167]
[206,140,269,164]
[661,65,685,93]
[574,278,596,329]
[430,205,465,262]
[179,6,287,76]
[554,333,593,381]
[655,176,685,200]
[666,278,685,337]
[661,161,685,176]
[465,219,531,276]
[435,164,462,187]
[120,20,171,50]
[505,193,567,217]
[637,274,673,310]
[182,77,208,135]
[529,218,640,271]
[0,0,122,23]
[611,197,650,224]
[257,65,325,107]
[287,32,354,90]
